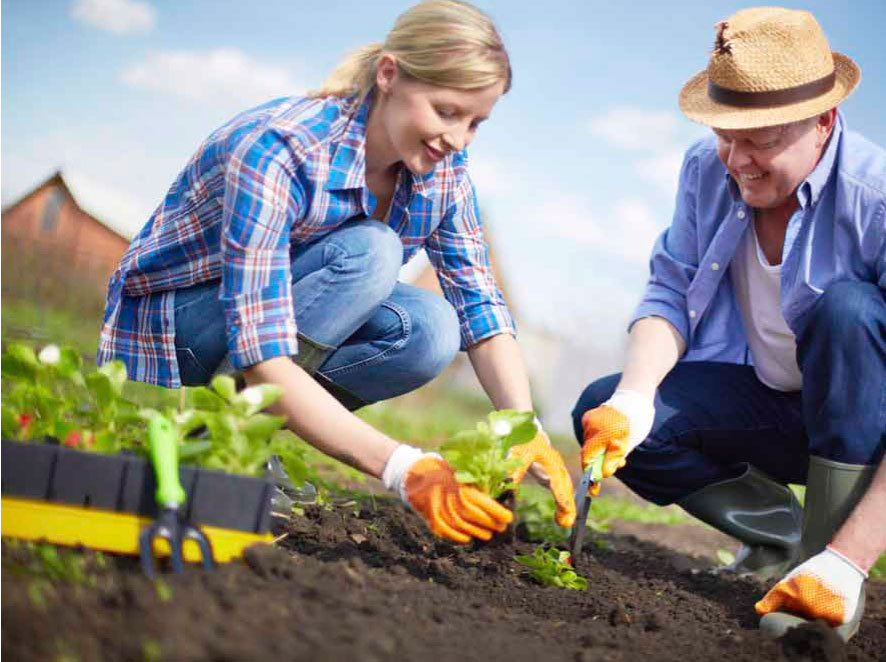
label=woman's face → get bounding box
[371,56,505,175]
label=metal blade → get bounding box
[568,465,597,560]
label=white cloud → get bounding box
[609,199,662,263]
[633,148,685,201]
[525,191,661,266]
[120,48,305,108]
[63,170,156,239]
[588,107,679,152]
[71,0,156,35]
[587,107,705,200]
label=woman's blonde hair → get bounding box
[309,0,511,101]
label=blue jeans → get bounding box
[173,220,461,408]
[572,280,886,505]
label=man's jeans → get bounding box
[571,280,886,505]
[173,220,461,408]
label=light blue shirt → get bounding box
[633,113,886,364]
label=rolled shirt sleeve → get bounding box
[221,130,304,370]
[425,173,516,350]
[630,147,702,346]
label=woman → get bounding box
[98,0,574,543]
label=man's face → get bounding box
[714,114,832,211]
[375,63,504,175]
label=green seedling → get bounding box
[516,485,570,543]
[439,410,536,499]
[514,544,588,590]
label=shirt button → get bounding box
[711,262,720,271]
[737,210,747,220]
[689,310,697,319]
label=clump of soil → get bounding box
[2,498,884,661]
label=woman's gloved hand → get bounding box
[508,426,576,528]
[580,389,655,494]
[382,445,513,544]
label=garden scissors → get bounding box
[568,461,599,563]
[139,413,215,578]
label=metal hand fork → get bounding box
[139,414,215,578]
[568,456,602,566]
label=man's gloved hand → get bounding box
[580,389,654,494]
[508,426,576,528]
[382,445,513,544]
[755,546,867,626]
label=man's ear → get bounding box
[375,54,398,94]
[816,108,837,146]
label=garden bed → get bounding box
[3,498,884,662]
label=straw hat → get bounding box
[679,7,860,129]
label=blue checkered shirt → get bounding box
[98,95,514,387]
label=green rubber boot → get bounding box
[759,456,876,642]
[677,464,803,580]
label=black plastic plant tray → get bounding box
[1,439,273,535]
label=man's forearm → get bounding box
[244,357,399,478]
[616,316,686,400]
[830,459,886,573]
[467,333,533,411]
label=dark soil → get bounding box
[2,498,884,662]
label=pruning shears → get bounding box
[568,454,603,564]
[139,414,215,578]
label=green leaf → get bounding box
[86,372,115,411]
[233,384,284,416]
[183,386,226,412]
[6,343,40,367]
[240,413,286,443]
[179,440,212,459]
[1,345,39,381]
[97,361,128,396]
[454,470,479,484]
[55,348,85,386]
[210,375,238,403]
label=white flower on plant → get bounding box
[492,420,512,437]
[241,387,263,407]
[38,344,61,365]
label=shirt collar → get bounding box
[325,96,370,192]
[799,110,842,208]
[324,94,438,199]
[724,110,844,208]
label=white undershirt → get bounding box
[730,222,803,391]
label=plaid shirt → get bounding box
[98,95,515,387]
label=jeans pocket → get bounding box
[176,347,212,386]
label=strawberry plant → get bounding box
[140,375,288,476]
[438,410,536,499]
[514,544,588,590]
[1,343,141,453]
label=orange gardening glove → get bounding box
[755,547,866,627]
[509,430,576,528]
[403,456,513,543]
[580,389,655,495]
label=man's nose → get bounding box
[726,141,752,169]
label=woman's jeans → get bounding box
[173,220,461,409]
[571,280,886,505]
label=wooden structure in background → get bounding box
[1,172,131,310]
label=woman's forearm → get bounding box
[243,357,399,478]
[467,333,534,411]
[616,316,686,400]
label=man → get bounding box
[572,7,885,641]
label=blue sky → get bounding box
[3,0,885,364]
